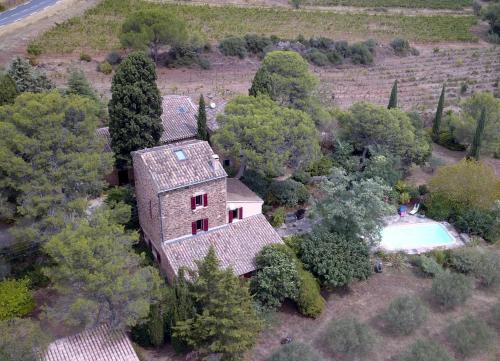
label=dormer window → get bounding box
[174,149,187,160]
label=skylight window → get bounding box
[174,150,187,160]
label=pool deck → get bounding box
[378,214,464,254]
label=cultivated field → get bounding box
[301,0,472,9]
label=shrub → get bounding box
[0,278,35,320]
[283,234,304,255]
[430,249,448,266]
[244,34,273,55]
[473,253,500,287]
[198,57,211,70]
[349,43,373,65]
[400,339,454,361]
[390,38,411,55]
[334,41,350,57]
[292,170,311,184]
[454,208,495,240]
[98,61,113,74]
[491,301,500,330]
[307,155,333,176]
[382,296,428,335]
[241,170,271,199]
[449,248,482,274]
[79,53,92,62]
[447,315,495,357]
[268,179,309,207]
[431,271,472,309]
[267,342,321,361]
[297,269,325,318]
[416,255,443,277]
[324,317,376,359]
[363,39,377,54]
[166,44,203,67]
[27,43,42,56]
[271,207,286,228]
[325,49,343,65]
[305,49,329,66]
[219,36,247,58]
[106,51,122,65]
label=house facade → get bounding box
[132,139,281,282]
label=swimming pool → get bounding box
[380,222,457,253]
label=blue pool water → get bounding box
[381,222,455,252]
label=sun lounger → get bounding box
[409,203,420,215]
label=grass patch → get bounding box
[30,0,478,55]
[302,0,472,10]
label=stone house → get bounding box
[132,139,282,282]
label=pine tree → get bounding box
[468,108,486,160]
[388,80,398,109]
[66,69,97,100]
[249,66,272,97]
[108,52,163,169]
[432,85,445,141]
[0,73,18,105]
[196,94,209,141]
[173,247,262,360]
[7,57,53,93]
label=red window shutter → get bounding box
[203,218,209,231]
[203,193,208,207]
[192,222,197,235]
[228,210,233,223]
[238,207,243,219]
[191,196,196,210]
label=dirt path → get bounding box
[0,0,99,66]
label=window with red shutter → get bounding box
[228,210,233,223]
[192,221,197,235]
[191,197,196,210]
[203,218,209,231]
[203,193,208,207]
[238,207,243,219]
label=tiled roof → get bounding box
[41,325,140,361]
[227,178,263,203]
[133,140,227,192]
[162,214,283,276]
[160,95,198,144]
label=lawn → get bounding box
[302,0,473,10]
[30,0,478,55]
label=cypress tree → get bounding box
[0,73,18,105]
[432,85,445,141]
[249,66,272,97]
[108,52,163,169]
[388,80,398,109]
[196,94,209,141]
[148,303,164,347]
[468,108,487,160]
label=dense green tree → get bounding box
[432,85,445,140]
[213,95,320,178]
[314,168,393,245]
[148,303,165,347]
[249,51,318,109]
[251,245,301,309]
[66,68,98,100]
[482,2,500,38]
[43,203,162,330]
[196,94,209,141]
[362,152,403,186]
[0,318,50,361]
[120,9,188,62]
[108,52,163,168]
[7,57,53,93]
[387,79,398,109]
[173,247,262,360]
[468,107,487,160]
[0,92,112,243]
[0,73,18,105]
[300,227,371,288]
[449,92,499,155]
[0,278,35,320]
[340,102,432,166]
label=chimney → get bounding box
[209,154,219,170]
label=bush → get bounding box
[219,36,247,58]
[198,57,211,70]
[390,38,411,55]
[334,41,350,57]
[431,271,472,309]
[106,51,122,65]
[349,43,373,65]
[166,44,203,67]
[0,278,35,320]
[415,255,443,277]
[241,170,271,199]
[27,43,42,56]
[449,248,482,274]
[447,315,495,357]
[305,49,329,66]
[382,296,428,335]
[292,170,311,184]
[244,34,273,55]
[297,269,325,318]
[326,49,343,65]
[454,208,495,240]
[473,253,500,287]
[307,155,333,176]
[430,249,448,266]
[324,317,376,359]
[79,53,92,62]
[491,301,500,330]
[271,207,286,228]
[98,61,113,74]
[400,339,454,361]
[267,342,321,361]
[268,179,309,207]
